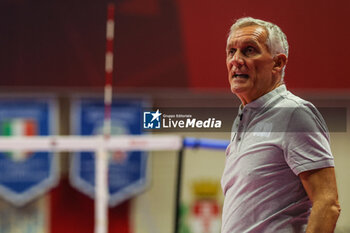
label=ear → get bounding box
[272,54,287,74]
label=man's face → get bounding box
[226,25,280,105]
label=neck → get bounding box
[238,82,283,106]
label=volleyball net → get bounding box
[0,135,229,233]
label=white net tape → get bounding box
[0,135,183,151]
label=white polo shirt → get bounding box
[221,85,334,233]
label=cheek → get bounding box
[226,60,231,71]
[251,60,271,75]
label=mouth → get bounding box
[233,73,249,79]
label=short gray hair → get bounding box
[227,17,289,78]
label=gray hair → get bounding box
[227,17,289,78]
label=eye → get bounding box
[243,46,257,56]
[227,48,236,56]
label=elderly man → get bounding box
[221,17,340,233]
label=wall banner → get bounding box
[70,98,149,206]
[0,97,58,206]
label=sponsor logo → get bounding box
[143,109,222,129]
[143,109,162,129]
[163,118,221,128]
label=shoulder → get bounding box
[278,91,328,134]
[275,90,312,108]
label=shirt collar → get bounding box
[241,84,287,110]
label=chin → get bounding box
[231,85,247,94]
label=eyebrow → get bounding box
[226,39,260,50]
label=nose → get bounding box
[229,51,244,68]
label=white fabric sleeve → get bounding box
[282,106,334,176]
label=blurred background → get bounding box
[0,0,349,232]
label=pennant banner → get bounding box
[70,98,149,206]
[0,97,58,206]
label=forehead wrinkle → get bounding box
[226,38,260,50]
[227,26,268,50]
